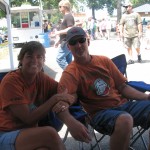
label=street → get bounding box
[0,37,150,149]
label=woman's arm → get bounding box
[8,93,75,126]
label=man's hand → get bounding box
[67,119,92,143]
[54,41,60,48]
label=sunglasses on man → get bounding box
[68,37,86,46]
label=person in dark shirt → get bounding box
[54,0,75,70]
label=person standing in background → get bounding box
[99,18,107,39]
[54,0,75,70]
[90,17,96,40]
[106,18,112,40]
[43,20,48,33]
[120,2,142,64]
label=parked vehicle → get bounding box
[11,5,43,46]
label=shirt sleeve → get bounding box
[58,71,78,94]
[0,75,28,109]
[106,58,127,89]
[137,13,142,24]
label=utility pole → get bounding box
[117,0,122,23]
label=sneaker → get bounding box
[128,59,134,65]
[137,54,142,63]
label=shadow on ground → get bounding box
[62,128,149,150]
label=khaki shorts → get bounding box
[124,36,140,49]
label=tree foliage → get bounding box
[131,0,150,7]
[1,0,150,22]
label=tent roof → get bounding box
[133,4,150,13]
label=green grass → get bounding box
[0,41,8,48]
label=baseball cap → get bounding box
[123,2,133,7]
[66,27,86,42]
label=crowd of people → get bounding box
[46,1,150,66]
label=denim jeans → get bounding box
[56,42,72,70]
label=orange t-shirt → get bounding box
[0,70,58,131]
[59,55,128,116]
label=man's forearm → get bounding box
[120,84,148,100]
[138,23,142,33]
[57,109,75,127]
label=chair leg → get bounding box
[79,141,84,150]
[62,128,69,143]
[63,127,85,150]
[88,126,103,150]
[130,127,148,150]
[90,131,102,150]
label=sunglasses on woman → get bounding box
[68,37,86,46]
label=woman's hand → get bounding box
[51,93,75,104]
[52,101,69,113]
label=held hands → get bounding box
[51,89,75,113]
[52,101,69,113]
[51,93,75,104]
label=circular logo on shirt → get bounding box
[94,78,110,96]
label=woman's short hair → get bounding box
[18,41,45,68]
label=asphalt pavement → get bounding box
[0,35,150,150]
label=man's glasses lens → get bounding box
[69,38,86,46]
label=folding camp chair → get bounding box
[0,71,8,83]
[112,54,149,149]
[88,54,150,150]
[64,54,150,149]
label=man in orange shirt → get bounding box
[58,26,150,150]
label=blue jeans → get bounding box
[0,130,20,150]
[56,42,72,70]
[90,100,150,135]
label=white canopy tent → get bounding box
[0,0,14,70]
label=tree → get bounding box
[131,0,150,7]
[0,9,6,19]
[117,0,122,23]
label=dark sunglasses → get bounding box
[68,38,86,46]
